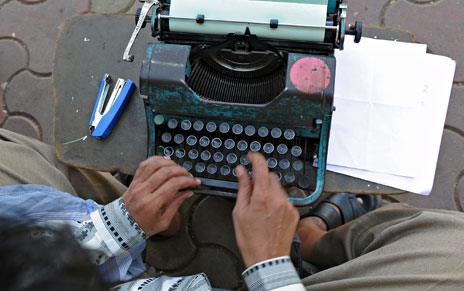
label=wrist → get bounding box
[243,250,290,268]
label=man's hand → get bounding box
[123,156,201,236]
[232,153,299,267]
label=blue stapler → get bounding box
[89,74,136,139]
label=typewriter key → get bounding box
[232,124,243,135]
[284,172,296,184]
[226,153,238,164]
[182,161,192,171]
[297,176,311,189]
[181,120,192,130]
[276,144,288,155]
[195,162,206,173]
[279,159,290,170]
[232,168,238,177]
[175,148,186,159]
[188,149,199,160]
[250,141,261,152]
[186,135,197,146]
[213,152,224,163]
[283,129,296,140]
[173,134,184,144]
[237,140,248,151]
[219,122,230,134]
[193,120,204,131]
[224,139,235,150]
[220,165,231,176]
[154,115,164,125]
[206,121,217,133]
[211,137,222,149]
[167,119,178,129]
[199,136,210,147]
[240,155,249,166]
[274,172,282,181]
[263,143,274,154]
[292,160,304,171]
[267,157,278,169]
[207,164,218,174]
[200,150,211,161]
[291,146,302,157]
[258,126,269,138]
[271,128,282,139]
[163,146,174,157]
[161,132,172,143]
[244,125,256,136]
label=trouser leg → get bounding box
[0,129,125,203]
[301,203,464,290]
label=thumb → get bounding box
[235,165,252,208]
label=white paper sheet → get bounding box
[327,37,455,195]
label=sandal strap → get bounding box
[310,201,343,230]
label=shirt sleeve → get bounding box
[72,197,147,265]
[242,256,305,291]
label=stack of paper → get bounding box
[327,36,456,195]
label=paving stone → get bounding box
[396,129,464,210]
[445,85,464,134]
[91,0,134,13]
[345,0,388,26]
[385,0,464,82]
[361,26,414,42]
[4,71,54,143]
[0,39,28,82]
[456,175,464,211]
[191,196,241,257]
[0,0,90,73]
[2,115,41,139]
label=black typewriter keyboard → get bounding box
[152,115,317,194]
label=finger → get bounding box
[161,191,193,225]
[269,173,288,200]
[133,156,176,182]
[235,165,252,208]
[145,164,192,192]
[154,176,201,207]
[247,152,270,196]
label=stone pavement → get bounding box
[1,0,463,288]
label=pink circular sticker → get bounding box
[290,57,331,94]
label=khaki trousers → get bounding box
[1,129,463,290]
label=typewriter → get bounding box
[134,0,361,206]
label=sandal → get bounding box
[303,193,382,230]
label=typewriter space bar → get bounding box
[197,178,238,190]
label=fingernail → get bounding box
[163,155,171,160]
[195,178,202,184]
[187,191,194,198]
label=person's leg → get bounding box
[299,202,464,290]
[0,129,125,203]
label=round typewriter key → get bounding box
[232,124,243,135]
[283,129,296,140]
[232,168,238,177]
[173,134,184,144]
[167,119,178,129]
[163,146,174,157]
[213,152,224,163]
[182,161,192,171]
[284,172,296,184]
[240,155,249,166]
[267,157,278,169]
[291,146,303,157]
[211,137,222,149]
[263,143,274,154]
[199,136,210,147]
[195,162,206,173]
[186,135,197,146]
[156,146,164,156]
[154,115,164,125]
[271,128,282,139]
[219,122,230,134]
[220,165,231,176]
[258,126,269,138]
[188,149,199,160]
[193,120,204,131]
[279,159,290,170]
[276,144,288,155]
[250,141,261,152]
[161,132,172,143]
[224,139,235,150]
[200,150,211,161]
[181,120,192,130]
[244,125,256,136]
[226,153,238,164]
[292,160,304,171]
[175,148,186,159]
[206,121,217,133]
[274,172,282,181]
[237,140,248,151]
[298,176,311,189]
[207,164,218,175]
